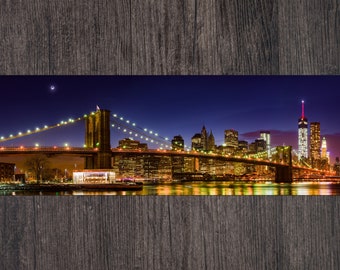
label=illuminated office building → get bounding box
[224,129,238,148]
[321,137,327,159]
[238,140,249,154]
[310,122,321,162]
[191,133,203,151]
[320,137,330,170]
[260,131,271,158]
[118,138,148,150]
[172,135,185,151]
[224,129,239,154]
[298,100,308,160]
[255,138,266,153]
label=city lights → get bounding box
[0,103,338,188]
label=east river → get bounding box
[1,181,340,196]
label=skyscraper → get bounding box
[201,126,208,151]
[224,129,239,149]
[310,122,321,162]
[191,133,202,151]
[171,135,185,151]
[255,138,266,153]
[298,100,308,160]
[260,131,271,158]
[321,137,327,159]
[191,126,210,152]
[207,130,215,151]
[321,137,330,169]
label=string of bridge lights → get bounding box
[111,113,192,151]
[0,116,84,143]
[1,110,208,154]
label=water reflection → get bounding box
[1,181,340,196]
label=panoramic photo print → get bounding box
[0,76,340,195]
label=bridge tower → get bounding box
[275,146,293,183]
[85,109,112,169]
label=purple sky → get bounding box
[1,76,340,162]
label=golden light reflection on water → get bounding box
[2,181,340,196]
[129,181,340,196]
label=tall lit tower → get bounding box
[260,131,271,159]
[85,109,112,169]
[321,137,327,159]
[310,122,321,161]
[298,100,308,160]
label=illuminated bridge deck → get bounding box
[0,146,318,172]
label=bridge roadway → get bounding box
[0,146,323,173]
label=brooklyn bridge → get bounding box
[0,109,334,183]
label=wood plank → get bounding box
[1,197,339,269]
[0,0,131,74]
[278,0,339,74]
[130,0,279,74]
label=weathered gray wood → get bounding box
[0,0,132,74]
[130,0,278,74]
[1,197,339,269]
[1,0,340,269]
[278,0,339,74]
[2,0,338,75]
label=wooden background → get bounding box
[1,0,339,269]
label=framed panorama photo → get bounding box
[0,76,339,196]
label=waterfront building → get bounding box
[112,154,172,179]
[298,100,308,160]
[172,135,184,151]
[112,155,144,178]
[260,131,271,158]
[73,169,116,183]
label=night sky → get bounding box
[1,76,340,162]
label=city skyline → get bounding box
[1,76,340,163]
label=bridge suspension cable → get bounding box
[0,115,86,143]
[111,113,191,151]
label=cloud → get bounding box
[240,130,297,148]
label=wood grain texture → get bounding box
[1,0,338,75]
[1,197,339,269]
[278,0,340,74]
[1,0,340,269]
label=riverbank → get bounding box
[0,182,143,192]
